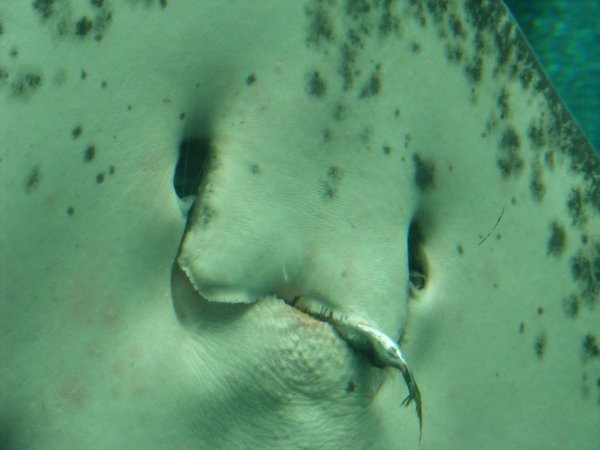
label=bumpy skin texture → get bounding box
[1,1,598,449]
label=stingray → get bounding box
[1,1,598,448]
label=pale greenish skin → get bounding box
[1,1,598,449]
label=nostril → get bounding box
[407,219,428,293]
[173,136,211,199]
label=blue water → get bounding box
[505,0,600,153]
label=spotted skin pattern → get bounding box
[1,1,598,448]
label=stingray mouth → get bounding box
[172,261,422,437]
[284,294,423,437]
[286,295,347,323]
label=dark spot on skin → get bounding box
[519,66,534,89]
[445,45,464,63]
[465,55,483,83]
[379,1,397,37]
[127,104,132,111]
[528,120,545,149]
[10,48,18,58]
[250,164,259,174]
[518,322,525,334]
[327,166,341,180]
[72,125,82,139]
[383,145,391,155]
[159,0,167,7]
[493,22,516,74]
[359,64,381,98]
[33,0,56,19]
[196,203,217,228]
[547,221,566,257]
[457,244,464,255]
[529,163,545,201]
[465,0,504,33]
[411,0,427,27]
[96,173,105,183]
[581,234,588,245]
[570,254,590,286]
[67,206,75,216]
[12,72,42,97]
[449,13,465,38]
[334,104,346,121]
[566,188,585,226]
[25,165,41,193]
[345,380,356,393]
[91,0,105,7]
[56,21,69,37]
[305,3,334,46]
[339,43,357,90]
[345,0,371,20]
[481,116,500,138]
[81,70,87,80]
[534,332,546,359]
[533,75,550,94]
[543,151,555,171]
[321,166,342,199]
[583,334,599,361]
[75,16,93,37]
[101,80,107,88]
[307,71,326,97]
[497,87,509,119]
[497,127,523,178]
[493,282,498,289]
[87,7,112,42]
[424,0,448,23]
[108,165,115,175]
[563,147,599,217]
[25,73,42,88]
[511,196,517,205]
[323,129,331,142]
[246,73,256,85]
[347,28,363,48]
[537,307,544,316]
[562,295,579,319]
[581,373,591,399]
[404,134,411,149]
[84,145,96,162]
[570,244,600,305]
[411,42,421,53]
[412,153,435,191]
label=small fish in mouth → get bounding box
[291,296,423,440]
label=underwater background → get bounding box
[505,0,599,153]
